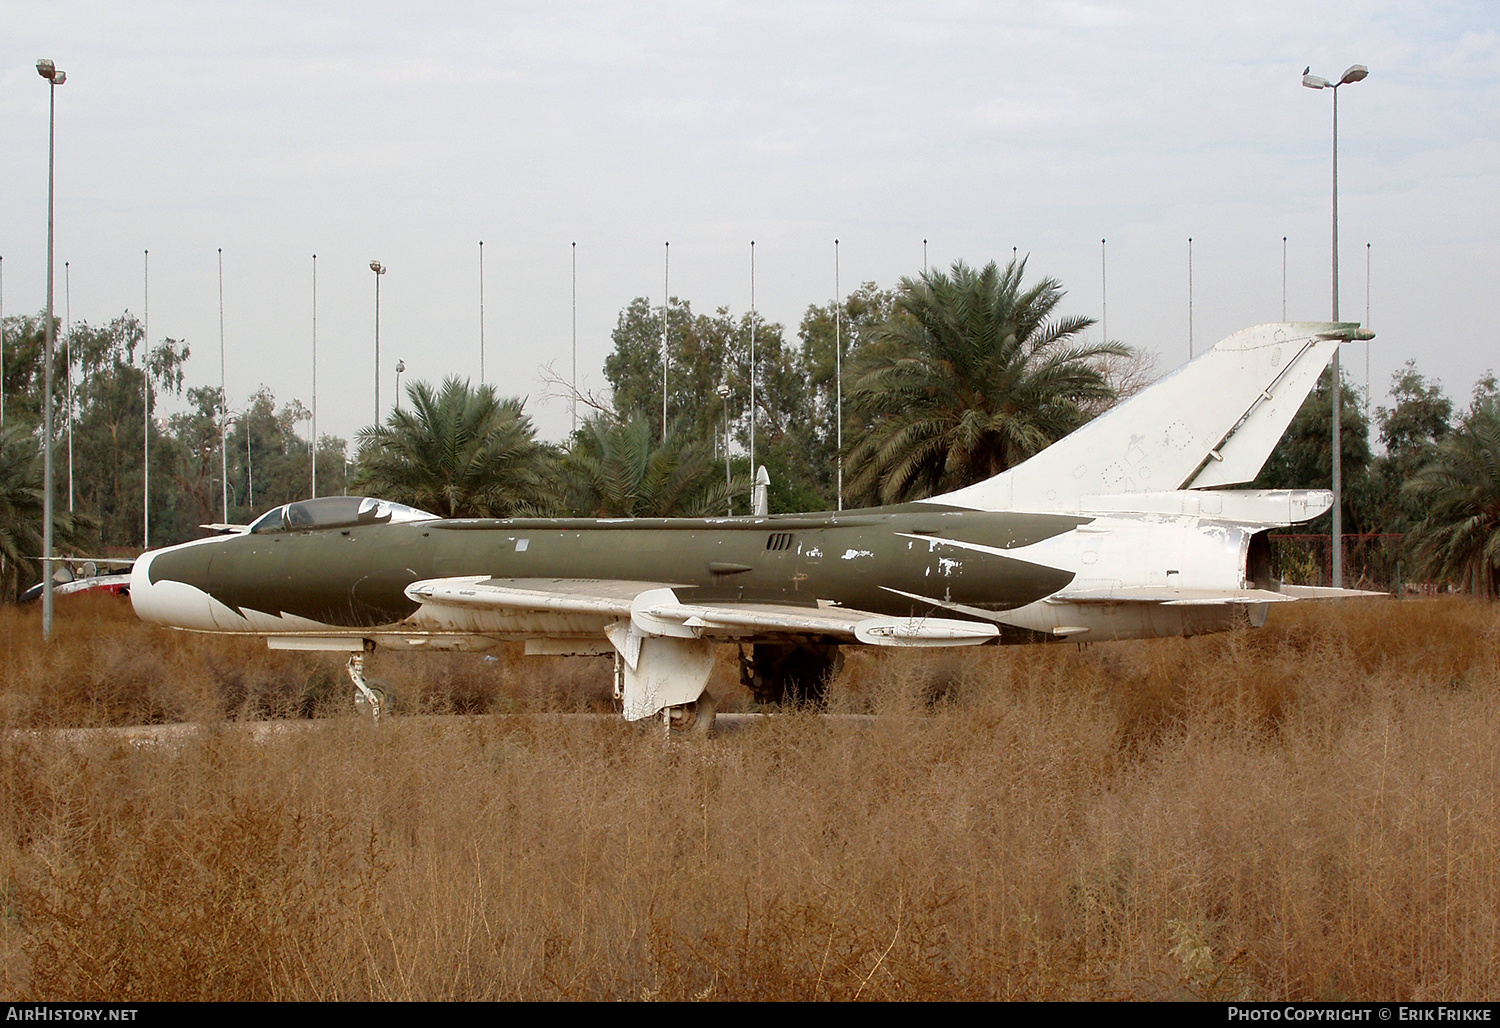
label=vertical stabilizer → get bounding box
[923,322,1372,513]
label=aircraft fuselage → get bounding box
[134,505,1085,635]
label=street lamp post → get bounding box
[395,360,405,411]
[1303,62,1368,589]
[37,58,65,641]
[370,260,385,425]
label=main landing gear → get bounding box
[612,650,718,736]
[738,643,842,708]
[665,690,716,735]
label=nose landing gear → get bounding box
[345,648,391,722]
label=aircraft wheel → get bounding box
[667,690,716,736]
[354,677,396,720]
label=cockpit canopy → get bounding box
[247,496,440,535]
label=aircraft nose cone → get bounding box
[129,548,157,620]
[129,541,236,630]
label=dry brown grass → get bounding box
[2,595,1498,999]
[0,594,620,728]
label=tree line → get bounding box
[3,257,1498,599]
[0,312,346,598]
[1254,359,1500,595]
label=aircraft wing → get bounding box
[403,576,999,647]
[405,576,653,617]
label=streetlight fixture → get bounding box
[395,360,406,411]
[1303,62,1368,589]
[370,260,385,425]
[37,57,65,641]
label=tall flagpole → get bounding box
[1100,239,1107,345]
[218,248,228,523]
[1365,242,1371,417]
[749,240,756,477]
[571,242,577,434]
[370,260,385,425]
[661,242,669,438]
[834,238,842,512]
[65,260,73,512]
[1187,237,1194,360]
[311,254,317,499]
[478,240,485,384]
[1282,236,1288,321]
[143,249,150,550]
[1,254,5,431]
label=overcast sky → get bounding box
[3,1,1496,450]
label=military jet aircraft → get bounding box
[132,322,1376,731]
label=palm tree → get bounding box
[0,425,93,601]
[844,259,1126,506]
[355,378,558,518]
[1404,403,1500,597]
[560,414,747,518]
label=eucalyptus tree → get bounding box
[1365,361,1454,534]
[68,315,190,547]
[603,298,798,447]
[794,282,901,500]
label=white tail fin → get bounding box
[924,322,1373,513]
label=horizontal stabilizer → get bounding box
[1280,584,1389,600]
[1058,586,1295,605]
[1079,489,1333,526]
